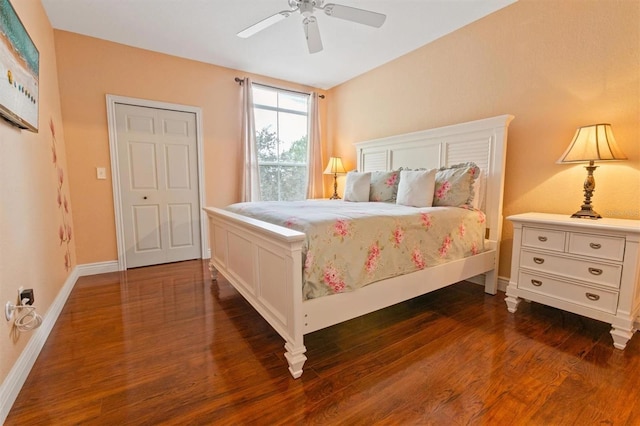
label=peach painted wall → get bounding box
[327,0,640,278]
[0,0,74,399]
[53,31,328,265]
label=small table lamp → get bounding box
[557,123,627,219]
[323,156,346,199]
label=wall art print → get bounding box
[0,0,38,132]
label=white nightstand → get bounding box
[505,212,640,349]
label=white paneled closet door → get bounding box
[115,103,201,268]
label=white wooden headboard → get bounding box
[354,114,514,244]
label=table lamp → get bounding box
[557,123,627,219]
[323,157,346,199]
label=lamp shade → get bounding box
[323,157,346,174]
[557,123,627,163]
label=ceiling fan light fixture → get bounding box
[299,0,316,18]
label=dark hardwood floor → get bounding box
[6,260,640,425]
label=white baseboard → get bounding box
[467,274,509,293]
[497,276,508,293]
[77,260,119,276]
[0,266,79,424]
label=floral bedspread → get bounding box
[226,200,486,300]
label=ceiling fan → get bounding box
[237,0,386,54]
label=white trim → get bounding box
[105,95,208,271]
[76,261,119,276]
[0,267,79,424]
[467,275,508,293]
[497,276,508,293]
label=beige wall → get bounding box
[0,0,74,392]
[327,0,640,277]
[53,31,328,264]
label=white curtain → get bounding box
[306,92,324,199]
[240,77,261,202]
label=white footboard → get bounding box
[204,207,308,378]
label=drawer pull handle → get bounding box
[588,267,603,276]
[531,279,543,287]
[533,257,545,264]
[586,293,600,301]
[538,236,548,242]
[590,242,601,249]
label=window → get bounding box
[253,85,309,201]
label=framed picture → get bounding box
[0,0,39,132]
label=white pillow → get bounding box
[396,169,436,207]
[343,172,371,202]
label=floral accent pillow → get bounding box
[433,162,480,207]
[369,170,400,202]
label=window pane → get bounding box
[279,165,307,201]
[253,86,277,107]
[254,109,278,162]
[259,165,279,201]
[279,91,308,113]
[278,112,307,164]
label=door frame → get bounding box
[106,94,208,270]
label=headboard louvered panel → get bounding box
[360,150,388,172]
[444,136,492,212]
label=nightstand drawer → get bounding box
[568,232,625,261]
[520,249,622,289]
[522,227,565,252]
[518,271,619,314]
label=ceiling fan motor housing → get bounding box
[294,0,323,18]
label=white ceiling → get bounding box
[41,0,516,90]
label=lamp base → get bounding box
[570,160,601,219]
[571,207,602,220]
[329,173,340,200]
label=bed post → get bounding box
[483,114,513,295]
[284,243,307,378]
[204,207,308,378]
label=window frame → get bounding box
[252,84,310,201]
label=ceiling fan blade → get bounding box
[237,11,292,38]
[323,3,386,28]
[304,16,323,54]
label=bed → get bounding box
[203,114,514,378]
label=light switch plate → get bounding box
[97,167,107,180]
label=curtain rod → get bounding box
[234,77,325,99]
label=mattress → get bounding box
[226,200,486,300]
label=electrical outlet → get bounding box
[19,288,34,305]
